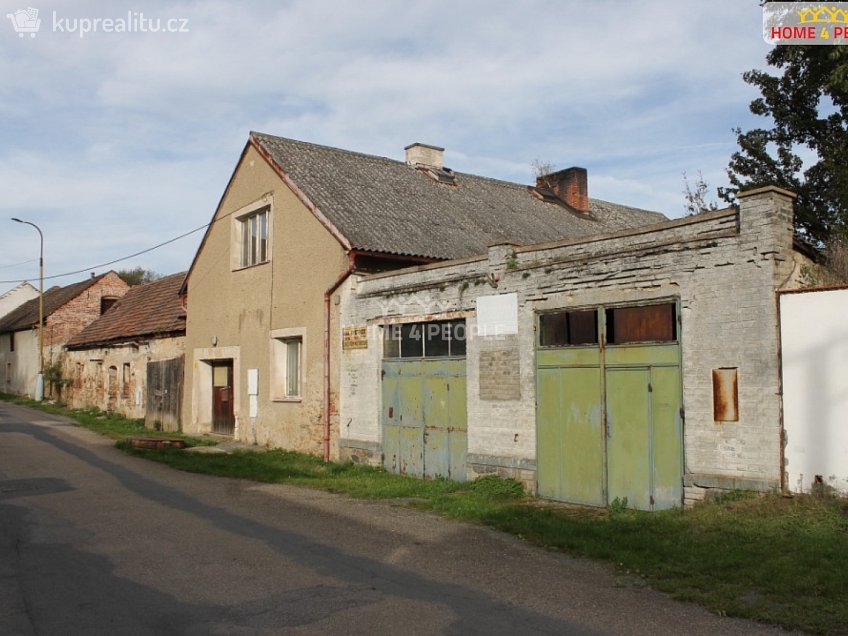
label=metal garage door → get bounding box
[536,303,683,510]
[381,320,467,480]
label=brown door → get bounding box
[212,362,234,435]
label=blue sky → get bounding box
[0,0,774,295]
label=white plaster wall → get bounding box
[781,287,848,493]
[0,284,38,320]
[0,329,39,397]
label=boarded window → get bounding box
[606,304,676,344]
[539,310,598,347]
[383,320,466,358]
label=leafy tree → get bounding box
[720,46,848,245]
[682,171,719,216]
[116,267,161,286]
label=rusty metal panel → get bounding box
[712,367,739,422]
[381,358,466,481]
[607,304,676,344]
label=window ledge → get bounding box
[272,397,302,403]
[232,260,270,272]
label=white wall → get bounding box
[781,287,848,494]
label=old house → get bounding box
[63,272,186,429]
[339,186,814,509]
[0,272,129,397]
[0,282,38,320]
[181,133,661,456]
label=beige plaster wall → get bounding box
[0,329,39,397]
[183,143,348,454]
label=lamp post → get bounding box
[11,218,44,401]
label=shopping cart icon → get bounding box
[7,7,42,38]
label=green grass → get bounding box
[0,392,208,443]
[3,391,846,633]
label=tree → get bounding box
[682,171,719,216]
[720,46,848,245]
[116,267,161,286]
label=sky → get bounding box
[0,0,775,296]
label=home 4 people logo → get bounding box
[6,6,41,38]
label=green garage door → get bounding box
[536,304,683,511]
[381,320,467,481]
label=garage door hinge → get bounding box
[648,382,653,393]
[679,406,685,422]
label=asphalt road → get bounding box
[0,402,787,635]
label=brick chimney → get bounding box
[536,167,589,214]
[405,143,444,169]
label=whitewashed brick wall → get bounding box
[339,187,801,500]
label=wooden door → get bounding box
[212,362,234,435]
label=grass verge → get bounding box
[3,392,846,633]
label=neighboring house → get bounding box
[340,186,815,509]
[0,282,39,320]
[0,272,129,397]
[63,273,187,429]
[181,133,662,457]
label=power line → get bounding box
[0,257,38,270]
[0,222,210,285]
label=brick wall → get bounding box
[44,272,129,362]
[340,187,801,503]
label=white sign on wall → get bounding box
[476,293,518,337]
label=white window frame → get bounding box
[230,195,273,271]
[270,327,306,401]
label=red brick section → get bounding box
[66,272,187,348]
[43,272,130,353]
[536,167,589,214]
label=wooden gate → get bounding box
[536,303,683,511]
[145,356,184,432]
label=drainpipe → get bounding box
[323,254,355,462]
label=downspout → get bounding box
[323,253,355,461]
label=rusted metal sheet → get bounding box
[712,367,739,422]
[607,304,676,344]
[381,358,466,480]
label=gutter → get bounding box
[323,253,355,462]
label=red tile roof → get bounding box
[66,273,186,349]
[0,273,112,333]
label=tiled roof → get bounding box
[0,274,110,333]
[66,272,186,349]
[251,132,666,260]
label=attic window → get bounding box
[101,297,118,315]
[419,166,457,186]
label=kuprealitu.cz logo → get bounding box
[6,6,190,39]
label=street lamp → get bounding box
[11,218,44,401]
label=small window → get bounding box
[239,207,269,267]
[606,304,676,344]
[73,363,83,389]
[383,319,466,358]
[272,334,302,400]
[101,297,118,315]
[539,310,598,347]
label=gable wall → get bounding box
[183,143,348,452]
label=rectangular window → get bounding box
[239,207,269,267]
[73,363,83,389]
[383,319,466,358]
[271,332,303,400]
[538,310,598,347]
[606,303,676,344]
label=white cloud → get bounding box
[0,0,779,294]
